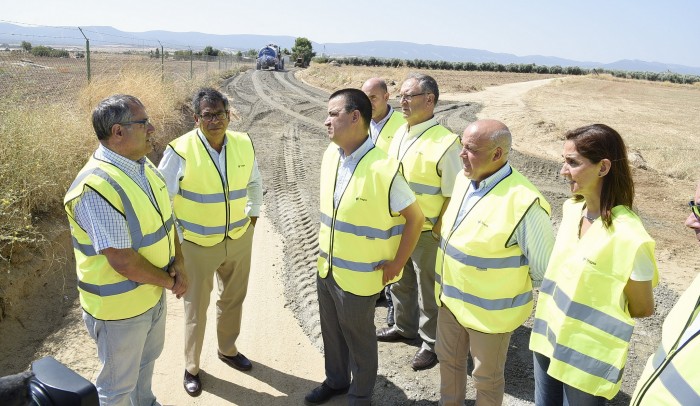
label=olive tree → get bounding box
[292,37,316,66]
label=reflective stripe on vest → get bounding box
[435,169,550,333]
[631,274,700,405]
[530,200,658,399]
[170,129,254,246]
[64,157,175,320]
[388,124,458,231]
[317,144,405,296]
[374,111,406,152]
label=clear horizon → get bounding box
[4,0,699,67]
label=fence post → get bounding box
[158,40,164,82]
[78,27,91,82]
[188,47,193,80]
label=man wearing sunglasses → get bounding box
[64,94,188,405]
[631,184,700,405]
[158,88,263,396]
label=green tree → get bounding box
[292,37,316,66]
[202,45,220,56]
[21,41,32,52]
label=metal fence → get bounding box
[0,24,255,105]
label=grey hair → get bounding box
[192,88,230,116]
[490,128,512,157]
[407,73,439,103]
[92,94,143,141]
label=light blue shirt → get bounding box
[369,105,394,144]
[334,136,415,212]
[452,163,555,287]
[73,144,170,253]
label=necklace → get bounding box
[582,213,599,222]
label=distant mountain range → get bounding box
[2,22,698,76]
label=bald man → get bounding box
[434,120,555,405]
[361,78,406,152]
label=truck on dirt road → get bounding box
[256,44,284,71]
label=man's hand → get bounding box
[375,260,403,285]
[168,259,188,299]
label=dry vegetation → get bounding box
[299,64,700,180]
[0,53,249,322]
[297,63,562,94]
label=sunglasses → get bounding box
[689,200,700,221]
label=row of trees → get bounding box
[312,56,700,85]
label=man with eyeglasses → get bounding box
[158,87,263,396]
[376,73,461,371]
[64,94,188,405]
[630,183,700,405]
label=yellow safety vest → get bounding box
[169,129,254,247]
[64,156,175,320]
[435,168,551,333]
[388,123,458,231]
[530,199,658,400]
[317,144,405,296]
[374,110,406,152]
[631,274,700,405]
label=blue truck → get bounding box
[256,44,284,71]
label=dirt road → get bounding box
[2,68,695,405]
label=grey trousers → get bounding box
[390,230,439,351]
[317,272,380,406]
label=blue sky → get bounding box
[5,0,700,67]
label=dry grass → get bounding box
[0,55,246,259]
[297,63,562,95]
[299,64,700,181]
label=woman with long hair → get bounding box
[529,124,658,405]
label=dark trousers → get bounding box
[317,272,379,406]
[533,352,606,406]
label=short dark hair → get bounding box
[329,88,372,132]
[565,123,633,229]
[192,88,230,116]
[92,94,143,141]
[407,73,439,103]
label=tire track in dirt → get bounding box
[273,70,327,108]
[264,124,325,349]
[250,70,324,128]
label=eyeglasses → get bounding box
[120,118,151,127]
[198,111,228,122]
[689,200,700,221]
[396,92,428,102]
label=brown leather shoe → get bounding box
[183,370,202,397]
[411,348,438,371]
[218,351,252,371]
[376,327,405,342]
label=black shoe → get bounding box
[376,326,409,342]
[218,351,252,371]
[304,382,349,405]
[386,306,395,326]
[183,370,202,397]
[411,348,438,371]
